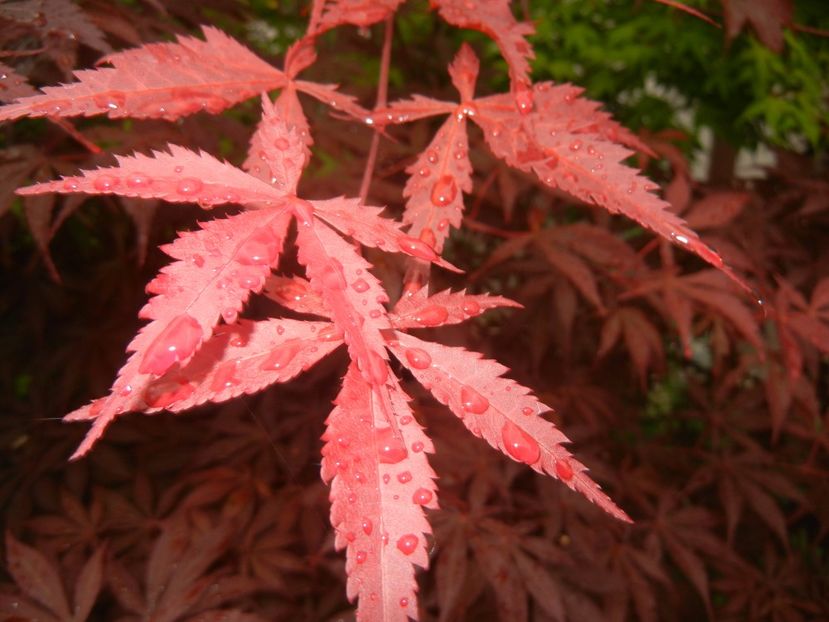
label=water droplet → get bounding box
[426,150,438,164]
[261,341,300,371]
[143,379,194,408]
[237,273,263,290]
[361,351,388,385]
[405,347,432,369]
[176,178,203,196]
[235,229,280,266]
[430,175,458,207]
[62,179,79,191]
[345,531,356,542]
[462,299,480,315]
[229,334,248,348]
[400,415,412,425]
[126,173,152,189]
[318,325,343,342]
[461,385,489,414]
[555,458,574,481]
[119,384,133,396]
[569,139,583,152]
[411,441,424,453]
[670,232,690,245]
[397,471,412,484]
[377,426,408,464]
[347,493,357,504]
[501,421,541,465]
[400,597,409,608]
[210,360,239,392]
[139,313,203,375]
[415,304,448,326]
[413,488,433,505]
[515,88,533,114]
[274,136,290,150]
[356,550,368,564]
[93,175,119,191]
[369,309,382,319]
[192,254,205,267]
[521,406,534,416]
[362,518,373,535]
[352,278,370,293]
[221,307,238,324]
[396,534,418,555]
[437,218,450,231]
[398,235,437,262]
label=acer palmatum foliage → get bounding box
[1,2,755,620]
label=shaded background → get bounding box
[1,1,828,620]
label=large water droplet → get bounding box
[362,518,373,535]
[143,379,194,408]
[361,351,388,385]
[318,324,344,342]
[412,488,433,505]
[139,313,203,375]
[460,385,489,414]
[396,534,418,555]
[415,304,448,326]
[236,228,280,266]
[398,235,438,262]
[430,175,458,207]
[176,178,203,196]
[261,341,300,371]
[462,299,480,315]
[411,441,424,453]
[351,278,370,293]
[377,426,408,464]
[400,597,409,608]
[404,347,432,369]
[555,458,574,481]
[501,421,541,465]
[210,360,239,392]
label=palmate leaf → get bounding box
[0,26,285,121]
[373,46,746,292]
[61,206,292,458]
[388,331,631,522]
[322,365,437,622]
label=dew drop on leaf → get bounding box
[144,379,195,408]
[236,229,281,266]
[555,458,574,481]
[397,471,412,484]
[351,278,370,293]
[400,597,409,608]
[569,139,583,152]
[139,313,203,375]
[521,406,534,416]
[396,534,418,555]
[377,426,408,464]
[426,150,438,164]
[461,299,480,315]
[418,167,430,177]
[430,175,457,207]
[398,235,438,262]
[260,341,300,371]
[460,385,489,414]
[411,441,424,453]
[62,179,80,191]
[415,304,449,326]
[362,518,373,535]
[176,178,203,196]
[412,487,433,505]
[318,325,344,342]
[404,347,432,369]
[126,173,152,189]
[274,137,290,150]
[501,420,541,465]
[210,360,239,392]
[355,550,367,564]
[221,307,238,324]
[93,175,119,191]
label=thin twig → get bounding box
[358,15,393,205]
